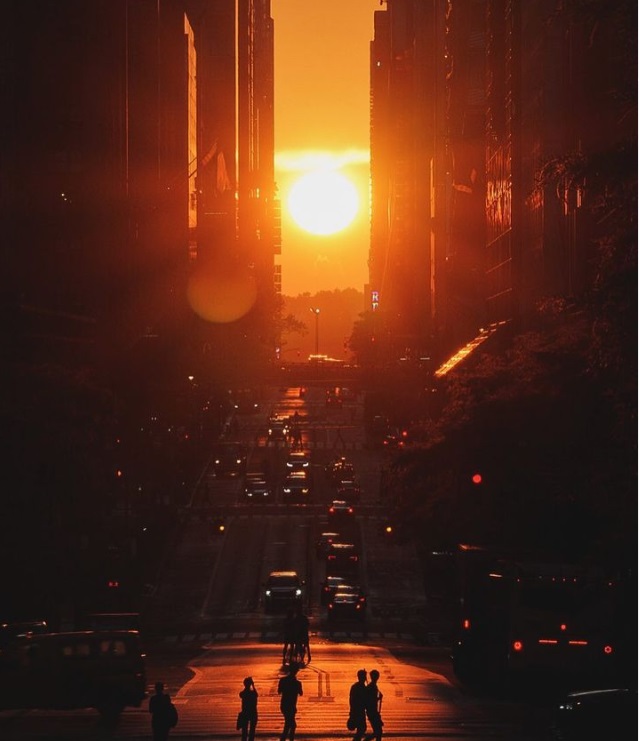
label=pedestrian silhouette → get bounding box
[348,669,368,741]
[277,662,303,741]
[282,608,296,665]
[364,669,383,741]
[149,681,177,741]
[238,676,258,741]
[292,603,311,664]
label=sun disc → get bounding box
[288,170,359,236]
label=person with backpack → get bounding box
[149,681,178,740]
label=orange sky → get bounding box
[272,1,380,297]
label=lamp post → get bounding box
[310,307,320,356]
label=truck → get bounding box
[450,544,625,689]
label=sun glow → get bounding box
[287,169,360,235]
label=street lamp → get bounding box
[310,307,320,356]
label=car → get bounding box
[326,455,354,480]
[553,688,636,741]
[0,621,48,649]
[0,630,147,722]
[327,584,367,621]
[325,392,343,408]
[263,571,304,613]
[320,575,349,605]
[243,473,272,502]
[282,470,311,500]
[286,450,311,471]
[336,480,362,502]
[232,389,261,414]
[211,441,247,477]
[383,427,410,449]
[315,531,341,558]
[267,418,290,442]
[325,542,360,576]
[327,500,355,527]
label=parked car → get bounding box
[263,571,304,613]
[327,584,367,621]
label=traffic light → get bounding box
[471,472,483,485]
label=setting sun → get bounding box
[287,170,360,236]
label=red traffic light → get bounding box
[471,473,483,485]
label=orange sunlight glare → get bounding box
[287,169,360,236]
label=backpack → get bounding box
[167,701,179,728]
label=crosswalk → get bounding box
[152,628,446,647]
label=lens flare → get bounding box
[187,263,257,323]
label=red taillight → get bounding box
[462,618,471,630]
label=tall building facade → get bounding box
[369,1,442,361]
[370,0,636,367]
[1,0,278,388]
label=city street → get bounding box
[0,641,555,740]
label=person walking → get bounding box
[348,669,368,741]
[277,662,303,741]
[292,603,311,663]
[282,608,296,665]
[364,669,384,741]
[238,676,258,741]
[149,681,177,741]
